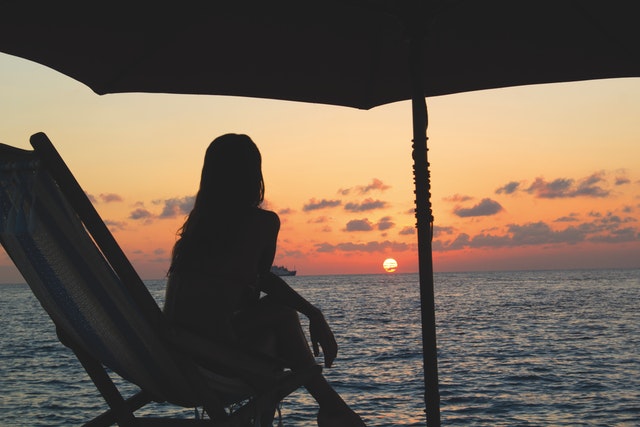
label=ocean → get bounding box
[1,269,639,426]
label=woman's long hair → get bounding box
[168,134,264,275]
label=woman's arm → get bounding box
[258,271,318,317]
[256,210,338,367]
[259,272,337,367]
[255,211,317,317]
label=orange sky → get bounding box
[1,53,639,282]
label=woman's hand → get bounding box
[308,308,338,368]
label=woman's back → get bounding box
[164,208,280,339]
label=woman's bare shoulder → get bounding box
[251,208,280,226]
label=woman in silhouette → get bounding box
[165,134,365,426]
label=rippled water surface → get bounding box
[1,269,639,426]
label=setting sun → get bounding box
[383,258,398,273]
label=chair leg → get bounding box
[83,391,152,427]
[72,344,140,427]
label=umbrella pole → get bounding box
[409,36,441,426]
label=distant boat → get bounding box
[270,265,297,276]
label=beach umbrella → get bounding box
[2,1,640,425]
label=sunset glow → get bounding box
[383,258,398,273]
[1,52,639,282]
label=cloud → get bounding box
[434,222,586,250]
[344,198,387,212]
[99,193,123,203]
[399,226,415,235]
[526,177,572,198]
[377,216,394,231]
[339,178,391,196]
[315,240,412,253]
[104,220,127,232]
[278,208,294,215]
[280,249,305,258]
[507,222,585,245]
[615,177,631,186]
[432,225,454,237]
[303,198,342,211]
[129,208,154,220]
[574,173,610,197]
[358,178,391,194]
[433,233,471,251]
[495,181,520,195]
[554,214,580,223]
[468,232,511,249]
[345,219,374,232]
[433,215,639,251]
[588,227,639,243]
[525,173,609,198]
[443,194,473,203]
[453,198,503,218]
[307,216,330,224]
[157,196,195,219]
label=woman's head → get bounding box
[198,133,264,210]
[169,134,264,275]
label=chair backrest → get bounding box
[0,139,199,406]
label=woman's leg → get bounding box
[233,299,365,426]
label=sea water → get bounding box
[1,269,639,426]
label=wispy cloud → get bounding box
[399,226,415,235]
[344,198,387,212]
[497,172,626,199]
[495,181,520,195]
[303,198,342,211]
[278,208,294,215]
[339,178,391,196]
[99,193,124,203]
[526,177,573,198]
[443,194,473,203]
[87,192,124,204]
[358,178,391,194]
[525,173,609,198]
[129,208,154,221]
[128,196,195,223]
[156,196,195,219]
[307,216,330,224]
[315,240,412,253]
[433,225,454,237]
[377,216,395,231]
[453,198,503,218]
[345,219,374,232]
[104,220,127,232]
[589,227,638,243]
[615,177,631,186]
[554,213,580,223]
[434,217,639,251]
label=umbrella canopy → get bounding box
[2,1,640,426]
[2,1,639,110]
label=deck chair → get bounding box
[0,132,319,427]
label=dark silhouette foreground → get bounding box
[165,134,366,426]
